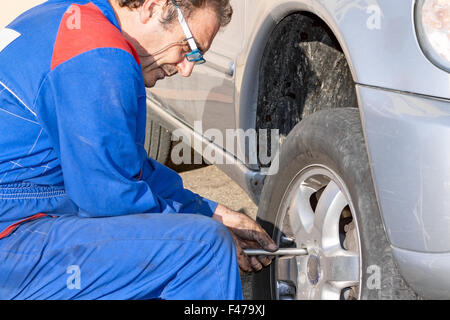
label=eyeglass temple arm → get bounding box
[173,5,198,51]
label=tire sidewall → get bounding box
[254,108,397,300]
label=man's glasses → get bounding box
[172,1,206,65]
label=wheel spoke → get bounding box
[320,283,342,300]
[313,181,348,252]
[287,201,303,237]
[288,184,316,235]
[276,256,299,282]
[324,252,360,288]
[297,185,316,233]
[313,181,340,233]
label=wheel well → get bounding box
[256,12,358,166]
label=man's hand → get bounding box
[212,204,278,273]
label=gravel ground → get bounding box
[171,163,258,300]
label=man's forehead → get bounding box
[187,8,220,53]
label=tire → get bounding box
[252,108,418,300]
[145,111,172,165]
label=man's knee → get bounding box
[188,215,235,251]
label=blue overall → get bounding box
[0,0,242,299]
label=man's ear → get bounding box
[139,0,169,24]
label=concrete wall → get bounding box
[1,1,45,29]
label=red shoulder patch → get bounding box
[51,3,140,70]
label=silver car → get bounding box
[147,0,450,300]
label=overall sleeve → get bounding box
[37,48,217,217]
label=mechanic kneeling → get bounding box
[0,0,278,299]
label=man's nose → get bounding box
[177,59,196,77]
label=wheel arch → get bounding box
[236,4,360,169]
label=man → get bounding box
[0,0,278,299]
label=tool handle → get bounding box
[243,248,308,256]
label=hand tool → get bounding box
[243,248,308,256]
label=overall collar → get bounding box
[88,0,122,31]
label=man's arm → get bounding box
[37,48,215,217]
[141,156,218,216]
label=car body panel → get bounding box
[358,85,450,253]
[236,0,449,151]
[393,246,450,299]
[213,0,449,170]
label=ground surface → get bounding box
[173,164,259,300]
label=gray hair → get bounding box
[117,0,233,27]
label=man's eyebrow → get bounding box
[190,35,206,54]
[197,43,206,54]
[184,34,206,54]
[193,38,206,54]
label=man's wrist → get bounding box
[212,204,244,227]
[212,203,226,223]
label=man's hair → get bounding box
[117,0,233,27]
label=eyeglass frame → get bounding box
[171,0,206,65]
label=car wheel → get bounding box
[253,108,418,300]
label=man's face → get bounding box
[124,1,221,87]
